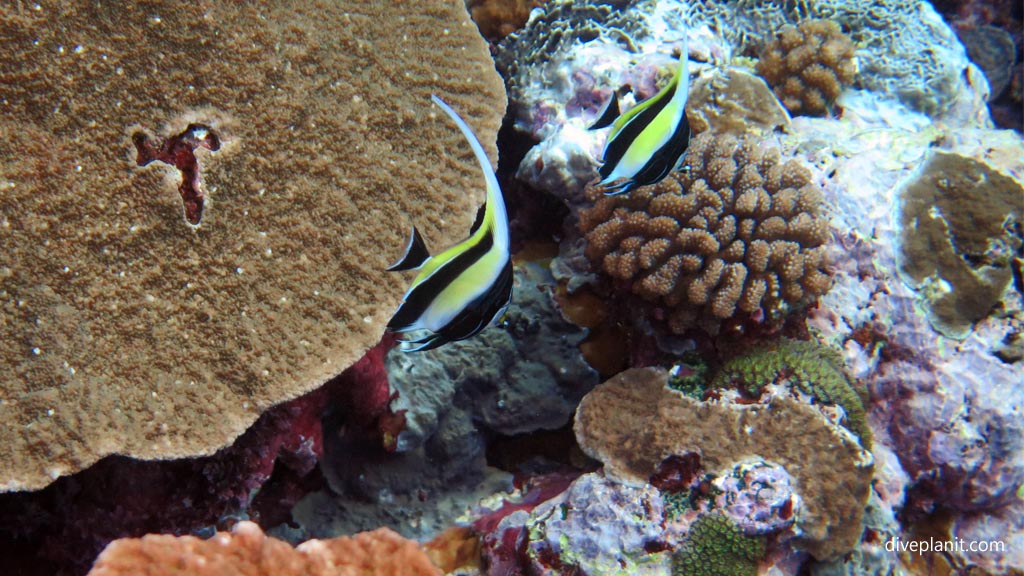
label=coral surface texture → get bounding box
[87,521,441,576]
[579,132,832,333]
[0,0,505,491]
[1,0,1023,575]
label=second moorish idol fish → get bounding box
[385,95,513,353]
[589,40,692,196]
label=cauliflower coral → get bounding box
[578,132,832,333]
[756,19,857,117]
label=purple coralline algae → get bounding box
[799,102,1023,570]
[702,460,796,537]
[525,472,672,575]
[502,462,797,576]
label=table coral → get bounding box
[755,19,857,117]
[574,367,873,561]
[0,341,405,576]
[578,131,832,334]
[86,521,441,576]
[0,0,505,491]
[132,123,222,225]
[896,151,1023,339]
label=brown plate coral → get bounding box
[896,151,1024,338]
[0,1,505,491]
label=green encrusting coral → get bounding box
[663,490,694,521]
[667,353,711,399]
[711,339,871,447]
[672,513,765,576]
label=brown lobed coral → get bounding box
[687,67,791,135]
[574,367,874,561]
[0,0,505,491]
[897,151,1023,338]
[87,521,442,576]
[468,0,545,41]
[578,132,831,334]
[756,19,857,117]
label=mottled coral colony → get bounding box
[1,0,1023,575]
[579,132,831,333]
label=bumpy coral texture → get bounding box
[672,513,766,576]
[756,19,856,116]
[578,132,831,334]
[0,0,505,492]
[87,521,442,576]
[711,338,871,446]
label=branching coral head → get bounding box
[578,131,832,334]
[756,19,857,117]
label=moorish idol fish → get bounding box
[385,95,513,352]
[589,41,692,196]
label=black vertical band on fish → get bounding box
[589,41,692,196]
[385,95,513,352]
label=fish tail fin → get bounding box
[387,226,431,271]
[430,95,493,185]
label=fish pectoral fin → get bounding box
[588,90,623,130]
[602,178,636,196]
[386,226,431,271]
[400,332,447,353]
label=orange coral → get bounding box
[424,526,482,573]
[578,132,831,334]
[756,19,857,116]
[87,521,442,576]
